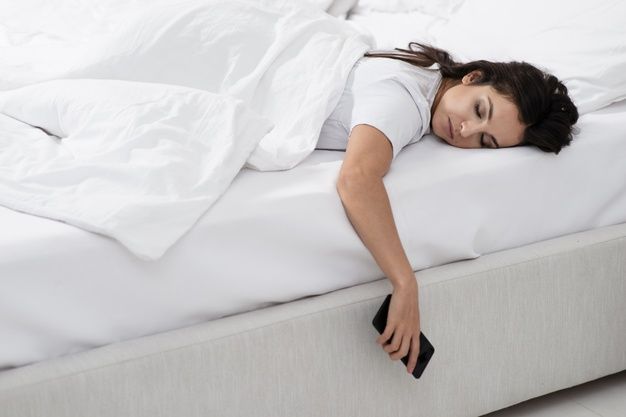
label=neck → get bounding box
[430,77,460,121]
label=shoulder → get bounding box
[351,56,441,90]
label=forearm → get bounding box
[337,176,417,292]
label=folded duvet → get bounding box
[0,0,373,260]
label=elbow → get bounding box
[335,176,347,201]
[336,171,378,200]
[336,171,359,196]
[335,174,351,194]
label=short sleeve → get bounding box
[348,79,423,160]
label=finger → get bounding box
[377,323,394,346]
[385,331,403,357]
[406,337,421,374]
[390,333,411,360]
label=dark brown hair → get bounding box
[365,42,579,154]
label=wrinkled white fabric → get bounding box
[0,0,374,259]
[0,0,374,169]
[0,80,273,260]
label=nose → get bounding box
[459,120,482,138]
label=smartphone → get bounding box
[372,293,434,379]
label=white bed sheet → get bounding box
[1,99,625,370]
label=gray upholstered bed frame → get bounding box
[1,222,625,417]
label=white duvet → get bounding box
[0,0,373,260]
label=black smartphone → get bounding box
[372,293,434,379]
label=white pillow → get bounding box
[347,10,442,50]
[429,0,626,114]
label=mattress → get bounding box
[1,95,625,370]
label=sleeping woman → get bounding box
[315,42,579,375]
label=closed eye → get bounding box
[475,103,491,148]
[474,103,482,118]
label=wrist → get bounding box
[393,277,417,292]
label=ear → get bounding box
[461,70,484,85]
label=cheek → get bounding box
[441,95,462,115]
[443,87,474,115]
[434,98,450,123]
[431,110,445,137]
[434,101,453,137]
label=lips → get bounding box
[447,117,453,141]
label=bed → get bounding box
[1,0,625,416]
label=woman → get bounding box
[316,42,579,375]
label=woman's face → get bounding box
[431,71,526,149]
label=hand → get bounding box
[376,282,421,374]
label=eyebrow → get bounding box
[486,96,500,148]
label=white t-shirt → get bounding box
[315,56,442,160]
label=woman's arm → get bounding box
[336,124,421,375]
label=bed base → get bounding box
[1,223,625,417]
